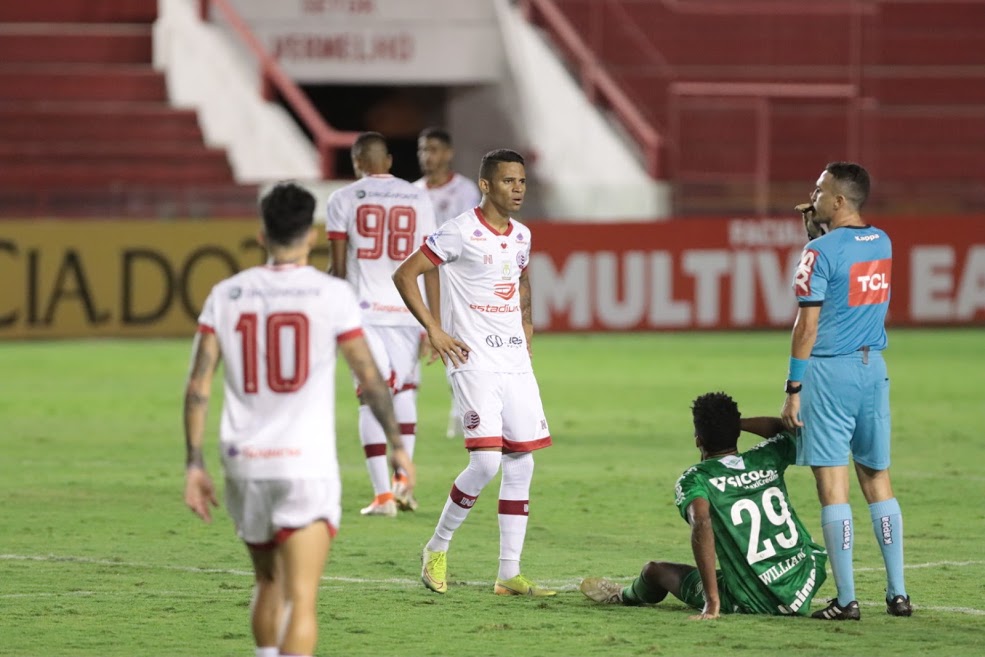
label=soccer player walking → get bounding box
[393,149,555,596]
[782,162,911,620]
[327,132,438,516]
[581,393,828,618]
[183,182,412,657]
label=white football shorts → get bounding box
[355,325,422,394]
[449,370,552,452]
[224,477,341,547]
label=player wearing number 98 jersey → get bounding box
[327,132,438,517]
[579,393,826,619]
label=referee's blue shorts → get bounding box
[796,349,891,470]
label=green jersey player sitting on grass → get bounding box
[581,392,827,620]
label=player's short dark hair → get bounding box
[825,161,871,210]
[691,392,741,454]
[259,182,315,246]
[351,131,388,159]
[419,126,452,145]
[479,149,525,182]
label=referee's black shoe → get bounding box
[887,595,913,617]
[811,598,861,620]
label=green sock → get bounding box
[621,573,668,606]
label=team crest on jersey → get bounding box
[463,410,480,430]
[793,249,818,296]
[849,258,891,306]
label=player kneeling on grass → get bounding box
[581,392,826,619]
[183,182,413,657]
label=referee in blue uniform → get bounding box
[781,162,911,621]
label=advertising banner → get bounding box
[527,216,985,331]
[0,220,328,339]
[1,216,981,339]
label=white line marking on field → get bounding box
[856,560,985,573]
[3,554,984,615]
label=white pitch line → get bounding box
[3,554,984,614]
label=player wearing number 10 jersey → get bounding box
[183,183,411,657]
[327,132,438,516]
[580,393,826,619]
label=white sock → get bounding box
[427,451,502,552]
[498,452,533,580]
[359,404,390,496]
[255,647,277,657]
[393,388,417,464]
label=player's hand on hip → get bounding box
[184,466,219,523]
[423,341,442,366]
[428,328,470,367]
[781,394,804,430]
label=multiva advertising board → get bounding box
[0,216,982,338]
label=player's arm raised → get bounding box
[393,250,470,367]
[686,497,720,620]
[740,416,787,438]
[339,334,415,492]
[183,330,221,522]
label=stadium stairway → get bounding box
[0,0,257,217]
[530,0,985,215]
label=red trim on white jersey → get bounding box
[197,323,215,334]
[337,328,364,343]
[474,206,513,236]
[327,231,347,241]
[421,242,444,265]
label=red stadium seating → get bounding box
[0,0,256,218]
[528,0,985,215]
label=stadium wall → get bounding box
[0,217,981,339]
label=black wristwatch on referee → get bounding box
[784,380,803,395]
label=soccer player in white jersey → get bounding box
[327,132,438,516]
[394,149,555,597]
[183,182,413,657]
[413,127,483,439]
[414,127,482,226]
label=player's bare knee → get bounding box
[856,463,894,502]
[641,561,663,581]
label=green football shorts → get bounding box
[678,569,741,614]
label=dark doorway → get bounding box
[278,85,447,181]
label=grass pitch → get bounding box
[1,330,983,656]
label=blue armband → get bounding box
[788,357,808,382]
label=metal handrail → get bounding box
[520,0,663,178]
[199,0,358,178]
